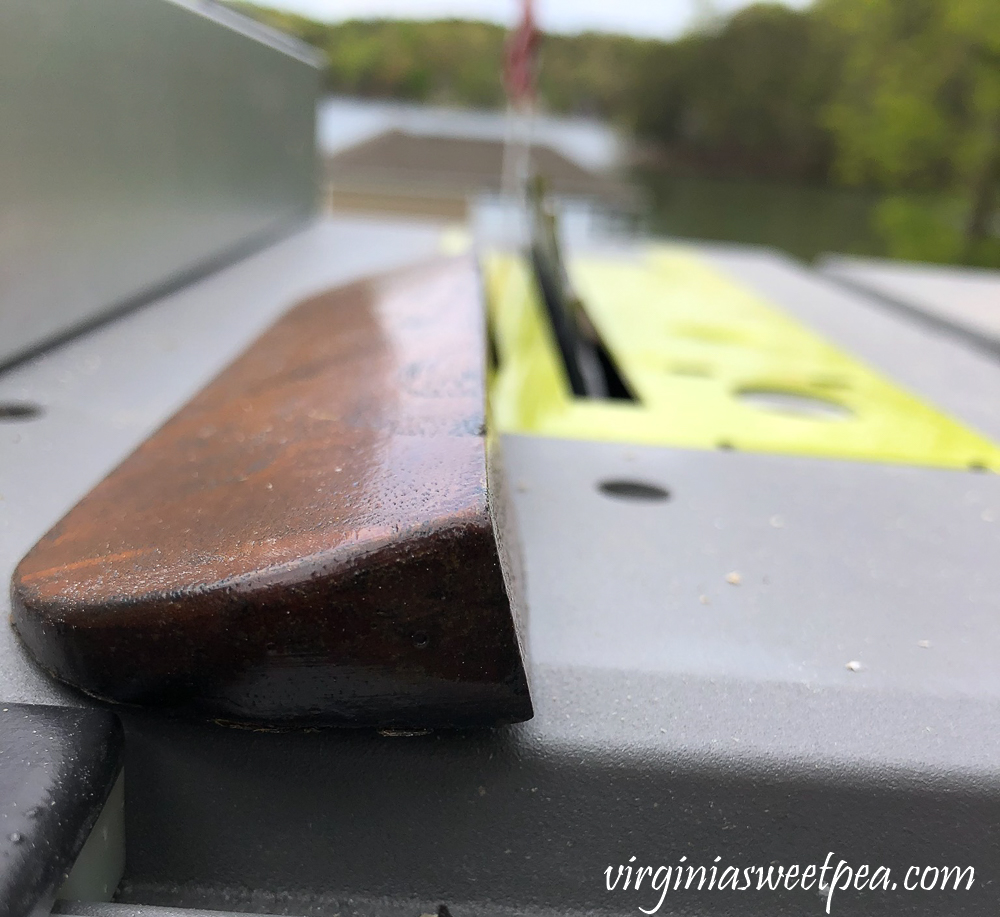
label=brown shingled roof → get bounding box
[325,129,638,210]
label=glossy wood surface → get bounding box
[12,256,532,728]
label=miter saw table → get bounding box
[2,214,999,917]
[2,2,999,915]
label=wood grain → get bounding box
[12,256,532,728]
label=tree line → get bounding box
[230,0,1000,266]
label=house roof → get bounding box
[324,129,638,210]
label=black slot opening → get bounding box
[485,315,502,372]
[592,333,634,401]
[529,246,636,403]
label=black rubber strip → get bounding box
[825,270,1000,362]
[0,703,123,917]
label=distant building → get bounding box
[324,128,640,222]
[318,96,626,172]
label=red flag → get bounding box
[504,0,540,105]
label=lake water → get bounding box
[318,98,885,263]
[636,172,886,264]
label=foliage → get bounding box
[320,20,508,106]
[229,2,839,181]
[873,196,967,263]
[629,4,841,181]
[227,0,1000,266]
[819,0,1000,263]
[226,5,654,114]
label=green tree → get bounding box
[631,4,840,182]
[537,32,655,120]
[821,0,1000,264]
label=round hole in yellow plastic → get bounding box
[736,387,852,420]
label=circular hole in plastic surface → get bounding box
[0,402,43,422]
[736,388,851,420]
[598,480,670,503]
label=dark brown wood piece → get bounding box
[11,256,532,728]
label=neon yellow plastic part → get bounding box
[485,246,1000,471]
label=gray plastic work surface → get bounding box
[818,254,1000,356]
[111,443,1000,916]
[0,226,997,916]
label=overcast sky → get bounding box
[252,0,814,39]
